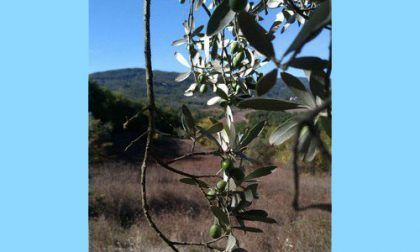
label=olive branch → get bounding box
[134,0,332,251]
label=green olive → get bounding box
[232,52,245,68]
[197,74,205,84]
[206,188,216,200]
[209,224,222,238]
[221,159,234,171]
[216,180,227,191]
[230,41,240,54]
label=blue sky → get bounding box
[89,0,330,75]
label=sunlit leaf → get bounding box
[226,234,237,251]
[174,52,191,68]
[207,96,223,106]
[175,71,191,82]
[171,38,187,46]
[269,119,298,145]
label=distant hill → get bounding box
[89,68,298,108]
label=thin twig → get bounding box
[153,154,222,179]
[123,106,149,130]
[124,130,148,152]
[200,2,211,17]
[166,151,218,164]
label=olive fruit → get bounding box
[230,41,240,54]
[227,168,245,181]
[221,159,234,171]
[216,180,227,191]
[232,52,245,68]
[229,0,248,12]
[206,188,216,200]
[197,73,205,84]
[209,224,222,238]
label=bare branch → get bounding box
[139,0,178,251]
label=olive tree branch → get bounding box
[139,0,179,251]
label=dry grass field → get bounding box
[89,141,331,251]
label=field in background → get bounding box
[89,69,331,251]
[89,147,330,251]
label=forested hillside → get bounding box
[89,68,298,109]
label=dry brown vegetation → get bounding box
[89,147,330,252]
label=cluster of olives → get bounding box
[206,158,246,238]
[206,179,227,200]
[231,41,245,69]
[206,159,245,200]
